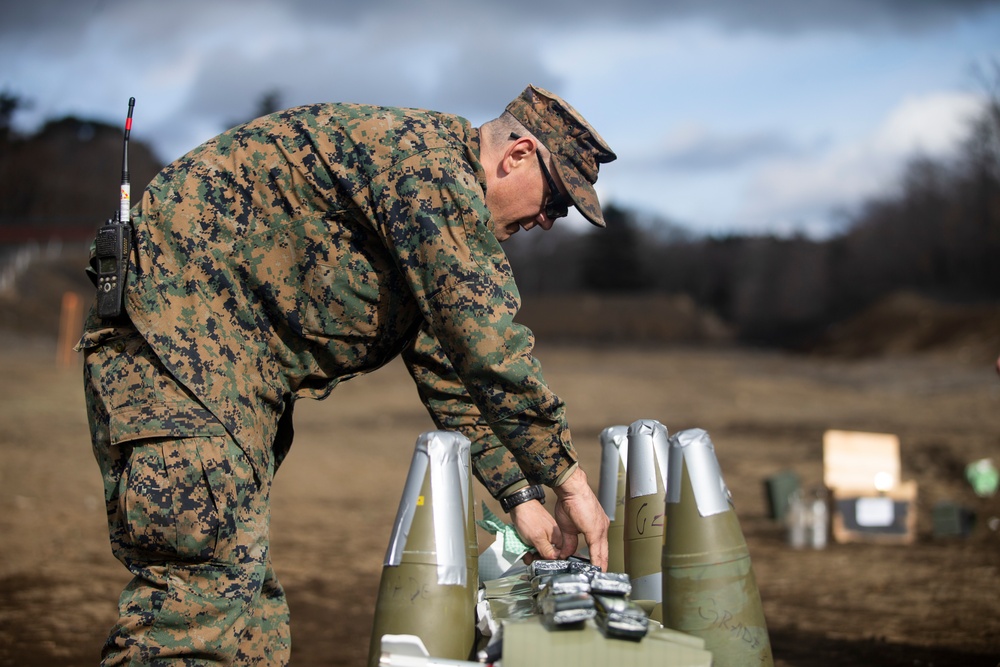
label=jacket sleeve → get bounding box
[402,324,528,498]
[370,147,578,487]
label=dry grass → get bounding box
[1,332,998,666]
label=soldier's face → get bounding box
[487,151,565,243]
[490,199,554,242]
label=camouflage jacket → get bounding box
[79,103,577,497]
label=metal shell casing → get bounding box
[662,428,774,667]
[598,425,629,573]
[368,431,475,666]
[623,419,670,602]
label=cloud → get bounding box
[2,0,996,237]
[608,89,988,238]
[4,0,998,40]
[737,90,983,231]
[119,12,565,160]
[874,92,983,155]
[656,125,813,170]
[635,0,1000,34]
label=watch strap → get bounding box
[499,484,546,513]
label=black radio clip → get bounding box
[93,97,135,320]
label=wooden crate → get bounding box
[823,430,918,545]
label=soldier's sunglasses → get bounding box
[535,151,572,221]
[511,133,572,220]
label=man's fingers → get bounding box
[581,514,610,570]
[510,501,564,562]
[585,531,609,571]
[532,533,561,560]
[556,532,579,561]
[551,468,610,570]
[542,523,565,560]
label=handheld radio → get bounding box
[94,97,135,319]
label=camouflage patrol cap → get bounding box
[505,84,617,227]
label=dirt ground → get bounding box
[1,333,998,667]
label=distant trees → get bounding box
[579,203,653,292]
[0,92,162,239]
[507,66,1000,346]
[2,79,997,347]
[0,88,284,238]
[830,83,1000,308]
[0,89,25,142]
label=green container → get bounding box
[763,470,800,522]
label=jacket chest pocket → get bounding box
[301,262,383,338]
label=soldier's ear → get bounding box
[502,136,536,174]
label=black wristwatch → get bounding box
[499,485,546,513]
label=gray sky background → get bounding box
[3,0,999,237]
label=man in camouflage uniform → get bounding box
[80,84,616,665]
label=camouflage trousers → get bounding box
[83,327,291,665]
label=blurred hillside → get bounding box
[0,104,162,243]
[0,88,998,362]
[810,291,1000,364]
[504,76,1000,358]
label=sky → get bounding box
[3,0,999,238]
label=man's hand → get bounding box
[509,499,564,562]
[507,468,610,570]
[551,467,609,571]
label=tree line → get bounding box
[506,75,1000,347]
[2,84,997,347]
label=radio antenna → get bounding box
[119,97,135,224]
